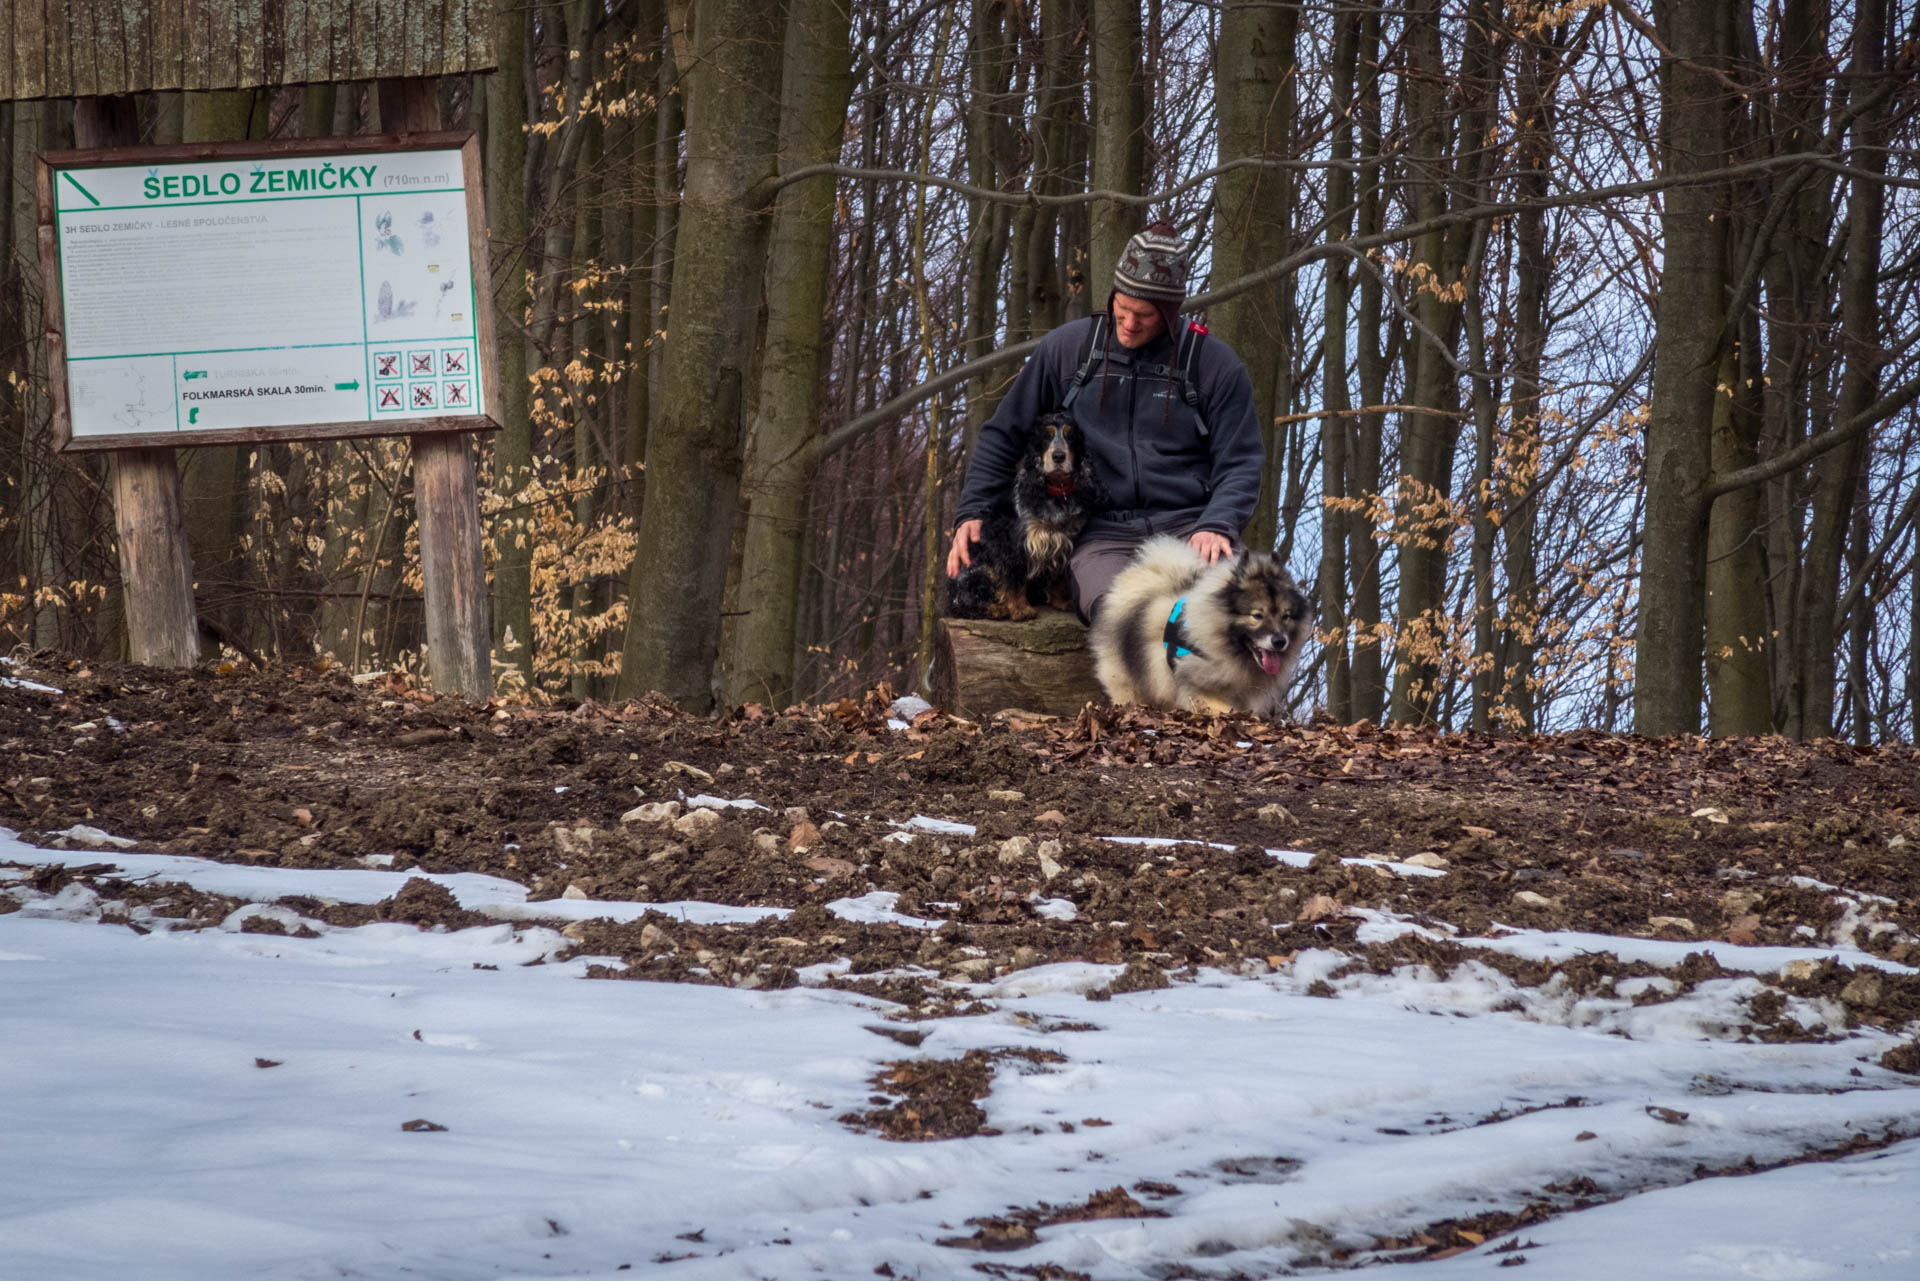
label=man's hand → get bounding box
[946,520,984,578]
[1188,530,1233,564]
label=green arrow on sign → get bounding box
[335,380,360,391]
[182,370,208,380]
[60,172,100,207]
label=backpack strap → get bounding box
[1060,313,1109,413]
[1176,321,1211,438]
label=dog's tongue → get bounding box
[1258,649,1284,676]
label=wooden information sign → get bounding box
[38,133,501,451]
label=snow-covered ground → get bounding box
[4,824,1919,1280]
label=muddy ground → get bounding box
[6,656,1920,1060]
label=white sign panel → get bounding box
[46,142,490,445]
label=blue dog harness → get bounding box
[1164,597,1206,669]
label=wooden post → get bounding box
[73,97,200,667]
[380,77,494,700]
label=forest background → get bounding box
[0,0,1916,742]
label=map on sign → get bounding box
[49,145,488,443]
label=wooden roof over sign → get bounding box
[0,1,496,101]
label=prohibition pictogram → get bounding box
[409,352,435,376]
[374,352,401,379]
[376,385,403,411]
[444,381,470,407]
[442,349,468,375]
[412,383,438,409]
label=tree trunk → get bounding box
[1317,6,1360,723]
[1347,3,1387,723]
[1087,0,1144,283]
[618,0,786,708]
[1790,0,1887,739]
[486,0,535,680]
[1633,0,1732,736]
[1388,0,1467,726]
[725,0,855,709]
[1210,0,1297,553]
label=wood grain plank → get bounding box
[65,0,98,98]
[281,0,312,85]
[350,0,383,82]
[35,153,70,450]
[178,0,212,95]
[14,0,43,100]
[0,0,14,100]
[414,0,450,79]
[236,0,266,88]
[43,0,72,99]
[325,0,352,86]
[150,0,185,91]
[96,0,132,97]
[207,0,240,89]
[461,0,497,71]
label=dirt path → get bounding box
[5,659,1919,1043]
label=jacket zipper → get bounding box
[1127,359,1142,509]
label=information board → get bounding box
[38,134,500,451]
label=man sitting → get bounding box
[945,223,1266,623]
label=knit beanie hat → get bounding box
[1112,222,1190,338]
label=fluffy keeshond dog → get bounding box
[1091,536,1314,717]
[947,413,1108,621]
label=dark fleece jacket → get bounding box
[955,314,1265,541]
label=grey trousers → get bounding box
[1070,524,1227,624]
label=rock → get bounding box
[549,825,599,856]
[1405,851,1449,869]
[987,790,1026,803]
[1036,810,1068,826]
[561,883,590,900]
[1724,913,1762,946]
[1297,894,1344,923]
[1840,971,1885,1010]
[1720,888,1763,916]
[1038,839,1065,881]
[1889,834,1909,850]
[788,820,823,852]
[1256,803,1296,824]
[753,833,782,855]
[672,808,722,835]
[784,806,811,823]
[805,855,857,878]
[1780,958,1822,981]
[561,922,590,941]
[291,807,314,828]
[1010,946,1044,970]
[639,923,674,952]
[1460,825,1497,839]
[623,801,681,825]
[1512,890,1558,909]
[1690,806,1730,824]
[949,957,994,981]
[664,760,714,785]
[1648,915,1697,934]
[998,836,1034,866]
